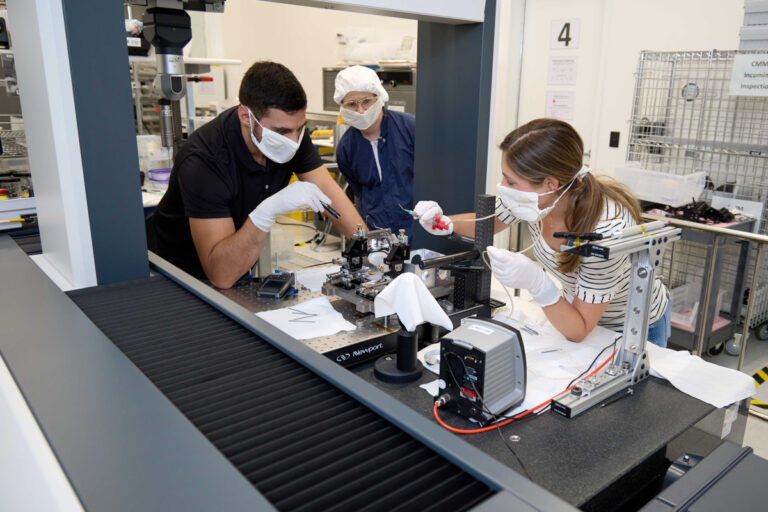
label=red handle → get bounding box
[432,215,450,231]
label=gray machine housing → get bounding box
[439,317,526,425]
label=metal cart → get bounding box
[627,50,768,344]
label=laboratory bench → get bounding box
[352,361,739,511]
[0,233,754,511]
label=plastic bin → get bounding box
[147,168,171,192]
[136,135,171,173]
[610,163,706,207]
[744,0,768,25]
[670,281,727,331]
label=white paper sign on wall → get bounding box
[545,91,575,120]
[548,56,578,85]
[550,19,580,49]
[729,53,768,96]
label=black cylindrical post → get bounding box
[396,330,418,371]
[374,328,423,383]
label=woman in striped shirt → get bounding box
[413,119,671,345]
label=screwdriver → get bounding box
[401,207,450,231]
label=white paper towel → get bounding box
[294,265,340,292]
[374,273,453,332]
[256,297,356,340]
[647,344,755,408]
[415,299,756,414]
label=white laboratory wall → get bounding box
[199,1,417,113]
[514,0,744,174]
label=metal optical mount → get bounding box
[551,220,681,418]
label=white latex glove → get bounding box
[412,200,454,236]
[249,181,331,232]
[486,246,561,307]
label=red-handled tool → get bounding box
[432,215,450,231]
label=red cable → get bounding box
[434,348,618,434]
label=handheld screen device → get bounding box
[256,272,295,299]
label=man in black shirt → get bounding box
[146,62,365,288]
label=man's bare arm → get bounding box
[189,217,268,288]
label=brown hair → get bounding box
[239,61,307,118]
[499,118,641,273]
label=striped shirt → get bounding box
[495,198,668,331]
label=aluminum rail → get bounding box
[642,214,768,371]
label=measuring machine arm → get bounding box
[138,1,226,151]
[550,220,681,418]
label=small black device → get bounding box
[256,272,295,299]
[553,231,604,241]
[609,131,620,148]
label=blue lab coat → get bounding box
[336,109,415,238]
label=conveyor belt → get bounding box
[69,276,495,511]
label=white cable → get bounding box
[452,202,520,223]
[481,250,516,320]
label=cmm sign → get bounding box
[729,54,768,96]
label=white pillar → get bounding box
[8,0,97,290]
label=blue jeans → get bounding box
[647,300,672,348]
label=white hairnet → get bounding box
[333,65,389,105]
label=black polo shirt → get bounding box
[146,106,321,279]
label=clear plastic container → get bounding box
[136,135,171,173]
[670,281,727,330]
[610,163,706,207]
[147,168,171,192]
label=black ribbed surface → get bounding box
[12,232,42,255]
[69,276,495,511]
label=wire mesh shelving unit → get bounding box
[627,50,768,337]
[0,114,27,160]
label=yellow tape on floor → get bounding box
[751,365,768,410]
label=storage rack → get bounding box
[130,60,162,135]
[0,114,26,160]
[627,50,768,339]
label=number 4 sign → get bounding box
[551,19,580,49]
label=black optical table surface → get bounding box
[353,350,715,507]
[1,232,715,510]
[2,235,569,511]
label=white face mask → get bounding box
[340,98,383,130]
[497,166,590,222]
[247,108,304,164]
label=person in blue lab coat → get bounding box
[333,66,415,238]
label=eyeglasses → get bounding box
[341,96,378,111]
